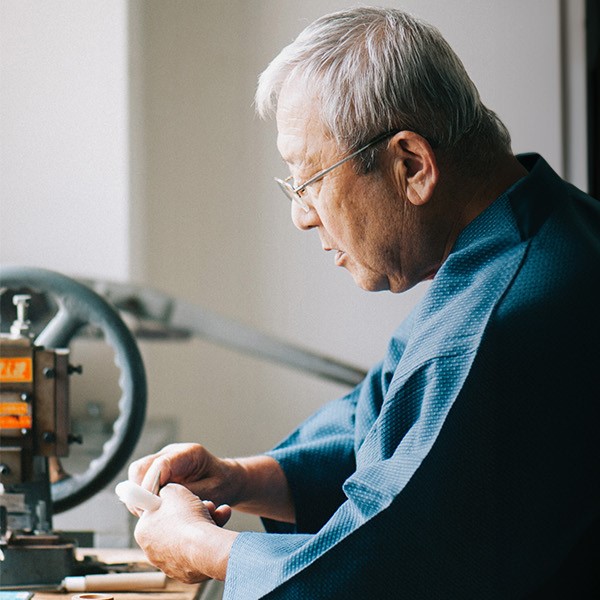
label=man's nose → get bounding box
[291,201,320,231]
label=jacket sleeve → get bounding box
[262,313,416,535]
[263,364,379,534]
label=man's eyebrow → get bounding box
[281,155,308,173]
[279,154,295,167]
[286,151,322,172]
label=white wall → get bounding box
[1,0,586,533]
[0,0,130,280]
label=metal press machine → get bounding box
[0,267,146,587]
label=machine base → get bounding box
[0,534,77,588]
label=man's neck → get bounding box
[440,154,528,262]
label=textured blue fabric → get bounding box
[224,155,600,599]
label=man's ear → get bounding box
[389,131,439,206]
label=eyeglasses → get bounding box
[274,129,399,212]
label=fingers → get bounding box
[127,448,179,516]
[129,444,213,489]
[202,500,232,528]
[140,459,167,492]
[128,443,202,491]
[125,443,233,519]
[213,504,233,528]
[128,454,155,486]
[128,448,173,487]
[158,487,231,529]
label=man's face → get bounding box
[276,83,425,293]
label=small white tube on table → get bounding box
[63,571,167,592]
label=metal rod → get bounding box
[81,279,367,387]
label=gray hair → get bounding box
[256,7,511,170]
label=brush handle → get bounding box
[65,571,167,592]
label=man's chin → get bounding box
[349,267,416,294]
[348,268,390,292]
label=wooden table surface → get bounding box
[32,548,203,600]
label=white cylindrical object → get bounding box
[64,572,167,592]
[115,480,162,512]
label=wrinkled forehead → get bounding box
[275,81,333,170]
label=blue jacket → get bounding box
[225,155,600,599]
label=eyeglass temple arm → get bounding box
[294,129,399,194]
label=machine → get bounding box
[0,266,147,588]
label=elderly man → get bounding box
[129,7,600,599]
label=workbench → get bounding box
[31,548,203,599]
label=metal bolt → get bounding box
[35,500,50,533]
[13,294,31,318]
[68,433,84,445]
[43,367,56,379]
[10,294,32,337]
[42,431,56,443]
[0,506,7,536]
[0,464,11,476]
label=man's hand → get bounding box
[128,443,241,511]
[128,443,295,523]
[134,483,237,582]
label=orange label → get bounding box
[0,357,33,382]
[0,402,29,416]
[0,401,32,430]
[0,415,32,429]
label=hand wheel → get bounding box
[0,265,147,513]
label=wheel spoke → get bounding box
[35,307,86,348]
